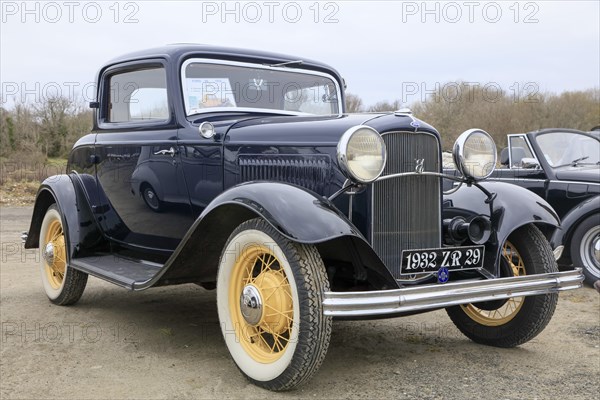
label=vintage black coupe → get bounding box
[490,129,599,284]
[24,45,583,391]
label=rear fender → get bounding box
[24,174,107,259]
[444,181,560,276]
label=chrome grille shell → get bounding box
[371,131,442,279]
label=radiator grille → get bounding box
[372,131,441,279]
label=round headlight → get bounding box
[337,126,387,183]
[453,129,497,180]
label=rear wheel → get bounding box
[39,205,88,305]
[216,218,331,391]
[446,224,558,347]
[570,214,600,285]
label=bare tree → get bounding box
[368,99,402,112]
[33,95,75,157]
[345,93,364,113]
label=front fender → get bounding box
[149,182,397,289]
[444,181,560,276]
[204,181,365,243]
[550,195,600,252]
[24,174,106,259]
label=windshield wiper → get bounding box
[268,60,303,68]
[570,156,589,166]
[555,156,591,168]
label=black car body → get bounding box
[491,129,600,284]
[23,45,583,391]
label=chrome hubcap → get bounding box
[43,242,55,265]
[593,235,600,264]
[580,226,600,278]
[240,285,263,326]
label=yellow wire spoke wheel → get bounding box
[217,218,331,391]
[43,219,67,289]
[461,240,525,326]
[229,245,294,363]
[39,205,87,305]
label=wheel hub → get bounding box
[240,284,263,326]
[43,242,55,265]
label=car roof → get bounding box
[103,44,342,79]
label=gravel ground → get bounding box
[1,206,599,399]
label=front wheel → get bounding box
[216,218,332,391]
[446,224,558,348]
[570,214,600,285]
[39,205,88,305]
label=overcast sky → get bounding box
[1,0,599,107]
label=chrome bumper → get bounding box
[323,269,583,317]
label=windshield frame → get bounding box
[533,130,600,168]
[180,58,343,117]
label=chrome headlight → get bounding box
[337,126,387,183]
[453,129,497,180]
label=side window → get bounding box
[509,136,535,167]
[107,67,168,123]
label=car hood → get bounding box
[554,165,600,182]
[224,113,438,144]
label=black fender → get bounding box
[148,182,398,289]
[444,181,560,276]
[550,195,600,260]
[24,173,107,259]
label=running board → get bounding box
[70,255,163,290]
[323,269,584,318]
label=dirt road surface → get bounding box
[1,206,599,399]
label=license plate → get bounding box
[400,245,485,274]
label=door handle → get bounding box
[153,147,176,157]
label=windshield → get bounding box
[536,131,600,167]
[181,60,341,116]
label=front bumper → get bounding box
[323,269,583,318]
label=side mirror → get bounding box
[520,157,540,169]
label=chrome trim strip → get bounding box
[180,58,344,116]
[323,269,584,317]
[488,177,600,186]
[376,171,461,182]
[487,176,547,183]
[549,179,600,186]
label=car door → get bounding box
[94,61,193,252]
[177,123,224,218]
[492,134,547,198]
